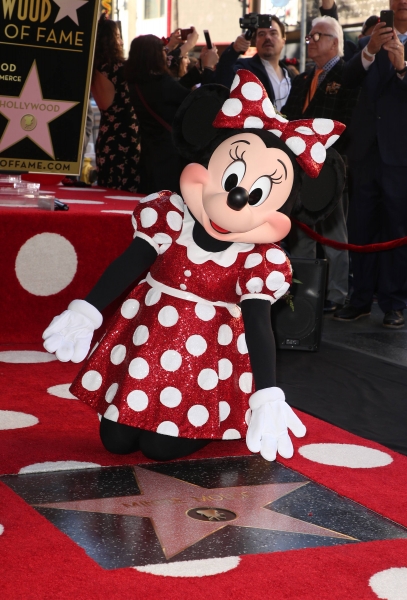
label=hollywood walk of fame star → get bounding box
[53,0,88,26]
[37,465,356,559]
[0,61,78,158]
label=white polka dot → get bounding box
[19,460,100,474]
[230,74,240,91]
[325,134,339,148]
[140,192,159,203]
[140,207,158,228]
[186,335,207,356]
[121,299,140,319]
[0,350,56,363]
[104,405,119,421]
[15,233,77,296]
[110,344,126,365]
[227,304,241,317]
[127,390,149,412]
[153,232,172,245]
[369,568,407,599]
[268,129,283,137]
[266,271,285,291]
[312,118,334,135]
[160,387,182,408]
[0,524,3,536]
[274,282,290,299]
[105,383,119,403]
[245,408,251,425]
[160,350,182,371]
[262,97,276,118]
[246,277,264,293]
[311,142,326,163]
[244,116,263,129]
[188,405,209,427]
[219,401,230,422]
[198,368,219,390]
[158,306,179,327]
[0,410,39,430]
[244,253,263,268]
[218,358,233,380]
[295,126,314,135]
[285,136,306,156]
[222,429,241,440]
[266,248,286,264]
[170,194,184,211]
[218,324,233,345]
[47,384,77,399]
[82,370,102,391]
[157,421,179,436]
[298,443,393,468]
[239,372,253,393]
[167,211,183,231]
[180,284,187,290]
[134,556,240,577]
[222,98,242,117]
[145,288,161,306]
[184,270,191,277]
[237,333,248,354]
[241,81,263,101]
[236,280,242,295]
[129,357,149,379]
[195,303,216,321]
[133,325,149,346]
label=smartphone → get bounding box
[180,27,193,40]
[380,10,394,29]
[203,29,213,49]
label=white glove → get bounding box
[42,300,103,363]
[246,387,306,462]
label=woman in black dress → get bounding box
[91,15,141,192]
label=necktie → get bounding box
[303,68,324,112]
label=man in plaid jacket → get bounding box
[282,16,362,313]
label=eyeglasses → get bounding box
[305,32,334,43]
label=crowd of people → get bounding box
[90,1,407,329]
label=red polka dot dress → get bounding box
[71,191,292,440]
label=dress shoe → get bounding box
[323,300,344,313]
[382,310,405,329]
[333,304,371,321]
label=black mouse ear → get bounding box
[292,148,346,226]
[172,84,230,162]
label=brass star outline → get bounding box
[35,465,356,559]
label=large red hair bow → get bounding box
[213,69,345,178]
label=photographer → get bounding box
[333,2,407,329]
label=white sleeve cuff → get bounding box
[249,386,285,410]
[68,300,103,329]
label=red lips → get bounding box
[210,220,230,234]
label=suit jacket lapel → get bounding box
[250,55,276,102]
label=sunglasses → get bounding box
[305,32,334,43]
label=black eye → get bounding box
[248,176,272,207]
[222,160,246,192]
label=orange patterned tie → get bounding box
[303,68,324,112]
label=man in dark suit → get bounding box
[334,5,407,328]
[281,16,361,312]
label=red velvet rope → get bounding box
[292,219,407,253]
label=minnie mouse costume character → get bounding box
[43,71,345,462]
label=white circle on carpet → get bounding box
[0,350,56,363]
[298,443,393,468]
[19,460,101,474]
[47,384,77,399]
[0,410,39,430]
[134,556,240,577]
[0,524,4,536]
[15,233,78,296]
[369,568,407,599]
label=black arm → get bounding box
[241,298,277,391]
[85,236,157,311]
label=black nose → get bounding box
[227,187,249,211]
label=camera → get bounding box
[239,13,272,38]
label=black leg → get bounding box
[139,430,210,461]
[99,417,142,454]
